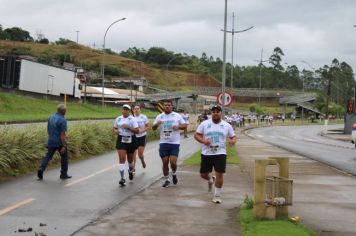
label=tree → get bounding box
[55,38,73,45]
[3,27,33,41]
[269,47,284,71]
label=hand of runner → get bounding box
[203,139,211,146]
[121,124,129,129]
[228,139,235,146]
[172,125,179,131]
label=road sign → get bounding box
[217,92,233,107]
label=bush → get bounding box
[243,195,254,209]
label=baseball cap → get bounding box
[210,104,222,111]
[123,104,131,110]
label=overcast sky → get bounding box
[1,0,356,72]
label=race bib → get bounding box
[209,145,220,153]
[122,136,132,143]
[163,130,172,139]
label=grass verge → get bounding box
[182,143,240,166]
[239,197,315,236]
[0,91,157,123]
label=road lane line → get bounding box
[0,198,35,217]
[64,165,117,188]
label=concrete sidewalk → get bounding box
[239,129,356,236]
[76,165,251,236]
[76,127,356,236]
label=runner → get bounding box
[133,105,149,172]
[113,104,139,187]
[181,111,190,138]
[152,100,187,188]
[194,104,236,203]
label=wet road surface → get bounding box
[0,136,201,236]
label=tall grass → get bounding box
[0,121,162,179]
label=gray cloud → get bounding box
[1,0,356,72]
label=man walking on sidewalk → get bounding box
[194,105,236,203]
[37,104,72,180]
[152,100,187,188]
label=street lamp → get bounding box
[222,13,253,91]
[165,56,177,98]
[101,17,126,108]
[76,30,79,44]
[254,49,268,108]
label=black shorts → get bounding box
[200,154,226,173]
[136,136,147,148]
[116,135,137,154]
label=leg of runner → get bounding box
[132,149,137,172]
[161,156,170,187]
[169,156,178,185]
[200,172,216,192]
[118,149,127,186]
[137,146,146,168]
[127,152,135,180]
[212,171,224,203]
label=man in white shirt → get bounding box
[152,100,187,188]
[194,105,236,203]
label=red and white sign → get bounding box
[216,92,233,107]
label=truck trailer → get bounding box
[0,56,82,98]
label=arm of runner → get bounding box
[194,132,210,146]
[152,116,161,130]
[129,118,139,134]
[227,125,236,146]
[175,115,187,130]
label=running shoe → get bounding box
[208,176,216,192]
[119,178,126,187]
[172,174,178,185]
[162,179,171,188]
[128,169,134,180]
[212,195,222,204]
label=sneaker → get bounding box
[119,178,126,187]
[162,179,171,188]
[208,176,216,192]
[172,174,178,185]
[128,169,134,180]
[60,174,72,179]
[212,195,222,204]
[37,169,43,180]
[184,135,188,138]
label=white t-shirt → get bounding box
[114,115,138,137]
[134,114,149,138]
[182,113,190,124]
[153,112,186,144]
[196,119,235,155]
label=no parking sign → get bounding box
[216,92,233,107]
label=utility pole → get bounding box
[223,13,253,91]
[221,0,228,114]
[254,49,268,108]
[76,30,79,44]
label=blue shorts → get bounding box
[159,143,180,158]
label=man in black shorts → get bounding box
[194,105,236,203]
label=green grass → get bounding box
[182,143,240,166]
[240,208,315,236]
[0,91,157,123]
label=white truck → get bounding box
[18,59,81,98]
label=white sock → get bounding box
[214,188,221,196]
[172,171,176,176]
[119,164,125,178]
[165,175,170,181]
[209,176,214,183]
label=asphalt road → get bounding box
[246,124,356,175]
[0,136,201,236]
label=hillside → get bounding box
[0,40,220,91]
